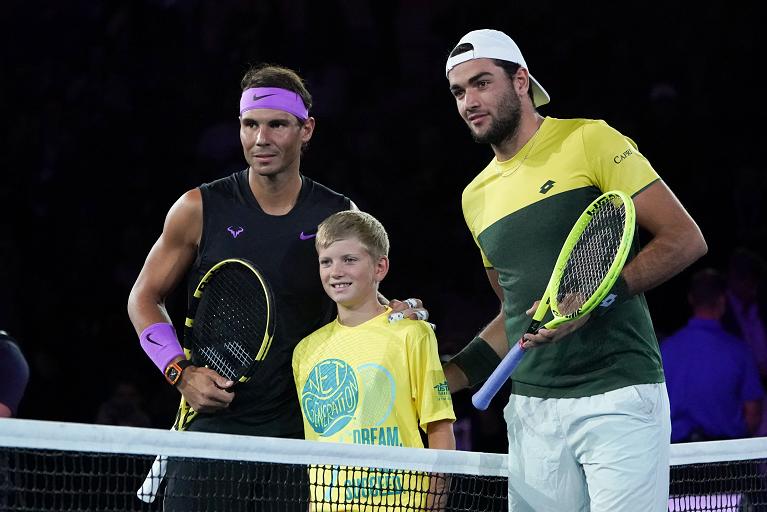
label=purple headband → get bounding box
[239,87,309,120]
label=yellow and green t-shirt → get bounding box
[292,309,455,511]
[462,117,665,399]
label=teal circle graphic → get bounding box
[301,358,359,436]
[357,363,395,427]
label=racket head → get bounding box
[545,190,636,327]
[184,258,275,384]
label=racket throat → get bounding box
[526,320,542,335]
[527,295,551,334]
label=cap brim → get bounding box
[530,75,550,107]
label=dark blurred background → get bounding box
[1,0,763,453]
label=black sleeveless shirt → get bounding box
[186,169,350,437]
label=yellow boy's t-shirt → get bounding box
[292,309,455,511]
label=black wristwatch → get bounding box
[164,359,194,386]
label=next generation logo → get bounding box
[302,359,359,436]
[302,359,401,442]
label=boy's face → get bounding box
[318,238,388,309]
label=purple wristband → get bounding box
[239,87,309,120]
[139,323,184,373]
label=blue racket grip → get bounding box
[471,343,526,411]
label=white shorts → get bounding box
[503,383,671,512]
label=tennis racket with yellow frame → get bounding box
[137,258,276,502]
[472,190,636,410]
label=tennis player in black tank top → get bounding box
[128,65,430,511]
[189,170,350,438]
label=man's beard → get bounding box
[471,91,522,146]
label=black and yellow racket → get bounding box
[137,258,275,502]
[472,190,636,410]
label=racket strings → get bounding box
[192,265,271,379]
[556,199,627,316]
[197,345,242,381]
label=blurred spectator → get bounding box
[722,247,767,380]
[0,330,30,418]
[94,381,151,427]
[661,269,764,442]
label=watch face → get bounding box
[166,367,179,382]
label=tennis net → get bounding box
[1,418,766,511]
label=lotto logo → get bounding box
[600,293,617,308]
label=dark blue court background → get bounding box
[1,0,762,453]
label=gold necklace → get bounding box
[497,128,542,178]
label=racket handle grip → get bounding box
[136,454,168,503]
[471,343,526,411]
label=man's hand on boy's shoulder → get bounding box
[387,298,435,330]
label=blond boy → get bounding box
[292,211,455,511]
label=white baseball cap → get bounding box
[445,29,550,107]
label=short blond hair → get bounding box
[316,211,390,259]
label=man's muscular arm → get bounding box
[128,189,235,411]
[621,180,707,294]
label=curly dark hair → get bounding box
[240,64,312,114]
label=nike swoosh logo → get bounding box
[145,333,161,346]
[252,93,276,102]
[299,232,316,240]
